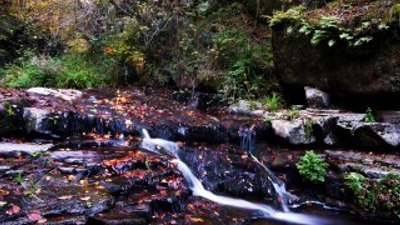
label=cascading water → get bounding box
[238,126,293,212]
[139,128,332,225]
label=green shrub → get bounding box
[263,92,282,111]
[304,118,314,140]
[2,51,115,89]
[344,173,400,218]
[214,28,273,101]
[3,64,50,88]
[364,107,376,122]
[287,107,300,120]
[54,54,111,89]
[296,150,328,183]
[344,172,366,193]
[298,16,375,48]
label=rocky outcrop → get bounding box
[271,119,316,145]
[27,87,83,102]
[326,150,400,179]
[336,120,400,148]
[264,109,400,149]
[0,143,52,155]
[229,100,264,117]
[271,10,400,108]
[4,87,400,150]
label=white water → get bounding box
[140,129,179,157]
[239,126,291,211]
[172,158,276,216]
[250,153,291,212]
[139,129,332,225]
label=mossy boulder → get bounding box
[271,2,400,108]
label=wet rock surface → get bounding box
[0,143,53,157]
[3,87,400,149]
[1,87,400,224]
[0,141,286,225]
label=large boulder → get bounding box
[336,121,400,148]
[23,107,52,135]
[229,100,264,117]
[304,86,330,108]
[271,5,400,108]
[271,119,316,145]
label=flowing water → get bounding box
[239,126,292,212]
[139,128,344,225]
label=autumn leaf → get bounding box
[190,217,204,223]
[6,203,21,215]
[37,218,48,224]
[0,189,10,196]
[79,196,91,201]
[58,195,73,200]
[27,211,43,222]
[80,179,89,186]
[67,175,76,181]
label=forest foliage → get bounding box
[0,0,274,99]
[0,0,398,101]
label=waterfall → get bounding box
[239,126,292,212]
[172,158,276,216]
[139,129,331,225]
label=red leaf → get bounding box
[6,204,21,215]
[27,211,43,222]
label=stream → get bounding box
[1,88,399,224]
[139,129,392,225]
[0,133,396,225]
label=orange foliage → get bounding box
[9,0,95,41]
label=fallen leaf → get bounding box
[12,189,23,195]
[80,196,91,201]
[190,217,204,223]
[27,211,43,222]
[0,189,10,196]
[80,179,89,186]
[95,185,106,190]
[58,195,73,200]
[37,218,48,224]
[67,175,76,181]
[6,203,21,215]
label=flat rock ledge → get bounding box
[2,88,400,149]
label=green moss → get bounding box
[393,4,400,14]
[274,1,400,48]
[269,6,306,27]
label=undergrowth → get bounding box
[296,150,328,183]
[344,172,400,219]
[1,50,115,89]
